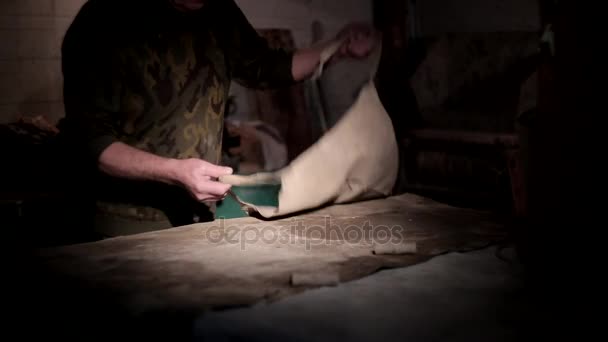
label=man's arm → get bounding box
[99,143,233,202]
[220,0,376,87]
[62,1,233,202]
[220,2,295,89]
[291,40,335,82]
[291,23,379,81]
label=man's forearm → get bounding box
[98,142,180,185]
[291,24,377,81]
[291,39,337,81]
[97,142,234,202]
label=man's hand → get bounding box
[336,22,378,58]
[99,142,233,203]
[172,158,233,202]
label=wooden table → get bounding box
[15,194,508,339]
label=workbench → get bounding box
[15,193,507,340]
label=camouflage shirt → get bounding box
[61,0,294,226]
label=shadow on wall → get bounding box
[0,84,66,192]
[396,31,540,214]
[14,88,65,126]
[410,32,540,132]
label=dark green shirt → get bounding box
[61,0,294,226]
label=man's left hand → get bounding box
[291,22,379,81]
[336,22,379,58]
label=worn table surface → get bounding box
[20,193,507,339]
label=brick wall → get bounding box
[0,0,372,125]
[0,0,78,124]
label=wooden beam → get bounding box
[406,128,520,148]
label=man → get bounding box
[60,0,377,237]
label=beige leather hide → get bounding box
[220,39,399,218]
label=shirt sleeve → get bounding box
[60,1,124,167]
[218,0,296,89]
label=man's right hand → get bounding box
[99,142,233,203]
[172,158,234,202]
